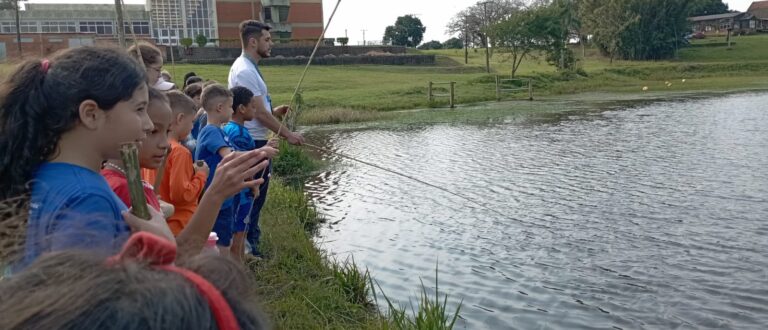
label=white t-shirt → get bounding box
[228,54,273,140]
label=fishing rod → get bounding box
[243,0,343,234]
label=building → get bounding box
[0,3,151,58]
[216,0,323,45]
[0,0,323,58]
[748,0,768,20]
[689,1,768,35]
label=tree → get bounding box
[0,0,26,56]
[687,0,729,16]
[383,15,426,47]
[580,0,638,62]
[444,37,464,49]
[543,0,581,71]
[336,37,349,46]
[417,40,443,50]
[195,34,208,47]
[490,9,542,77]
[447,0,526,48]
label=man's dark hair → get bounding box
[239,20,271,47]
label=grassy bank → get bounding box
[255,144,463,329]
[250,177,383,329]
[164,34,768,125]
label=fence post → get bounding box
[495,75,500,101]
[450,82,455,108]
[528,79,533,101]
[428,81,433,102]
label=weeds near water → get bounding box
[330,256,374,308]
[371,266,463,330]
[297,107,389,126]
[272,140,321,179]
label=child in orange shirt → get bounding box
[145,91,209,235]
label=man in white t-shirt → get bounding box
[228,20,304,145]
[228,20,304,256]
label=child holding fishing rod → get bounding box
[0,47,271,270]
[102,88,170,214]
[195,84,278,261]
[224,86,279,261]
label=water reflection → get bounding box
[304,93,768,329]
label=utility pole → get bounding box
[115,0,126,48]
[14,0,21,56]
[361,29,367,46]
[463,14,468,64]
[480,1,491,73]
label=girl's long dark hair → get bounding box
[0,46,146,202]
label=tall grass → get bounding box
[372,266,463,330]
[330,256,374,308]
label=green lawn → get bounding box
[161,33,768,122]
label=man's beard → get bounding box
[258,48,271,58]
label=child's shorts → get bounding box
[212,204,236,247]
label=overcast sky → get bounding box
[27,0,758,44]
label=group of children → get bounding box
[0,43,279,327]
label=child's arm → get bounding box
[176,150,270,258]
[168,149,208,204]
[218,146,233,158]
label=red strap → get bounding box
[108,232,240,330]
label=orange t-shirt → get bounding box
[142,140,207,236]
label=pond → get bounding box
[304,93,768,329]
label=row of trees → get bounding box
[447,0,731,76]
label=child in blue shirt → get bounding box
[223,86,279,260]
[0,47,173,269]
[194,84,241,258]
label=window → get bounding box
[750,20,756,29]
[124,22,150,35]
[42,22,77,33]
[0,22,14,33]
[263,7,273,22]
[277,6,289,23]
[705,25,713,32]
[79,21,114,35]
[20,22,37,33]
[1,22,38,33]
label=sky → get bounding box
[26,0,758,45]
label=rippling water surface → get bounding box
[304,93,768,329]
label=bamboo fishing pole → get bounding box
[120,143,151,220]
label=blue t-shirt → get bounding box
[223,121,257,204]
[21,163,130,269]
[191,112,208,140]
[195,124,234,207]
[223,121,257,152]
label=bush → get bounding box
[417,40,443,50]
[336,37,349,46]
[443,37,463,49]
[195,34,208,47]
[180,38,193,48]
